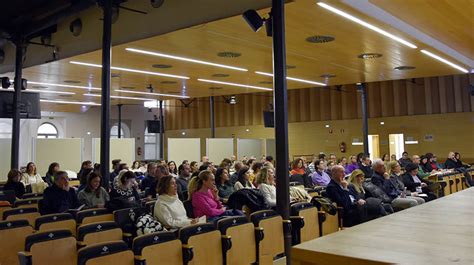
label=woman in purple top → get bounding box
[345,155,359,174]
[311,160,331,186]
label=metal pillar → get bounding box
[272,0,291,262]
[210,96,215,138]
[11,39,25,169]
[117,104,122,138]
[159,100,164,160]
[100,0,112,188]
[358,83,369,155]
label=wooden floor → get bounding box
[291,188,474,265]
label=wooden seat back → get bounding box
[77,221,123,247]
[3,207,40,226]
[133,231,183,265]
[250,210,285,264]
[25,230,77,265]
[0,220,34,265]
[77,208,113,225]
[34,213,76,236]
[217,216,256,265]
[77,241,134,265]
[179,223,223,265]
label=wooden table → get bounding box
[292,188,474,265]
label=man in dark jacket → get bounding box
[325,165,367,227]
[359,155,373,178]
[41,171,80,215]
[398,152,412,169]
[176,164,191,201]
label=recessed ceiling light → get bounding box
[212,73,230,77]
[317,2,417,49]
[245,129,250,132]
[87,131,91,135]
[420,50,469,73]
[114,89,190,99]
[181,132,186,135]
[358,53,383,59]
[380,121,385,125]
[40,99,100,106]
[84,93,155,101]
[255,71,326,86]
[70,61,190,79]
[305,35,335,43]
[29,81,100,91]
[197,79,272,91]
[152,64,172,69]
[394,66,416,71]
[325,124,330,128]
[216,51,242,58]
[125,48,247,72]
[63,80,81,84]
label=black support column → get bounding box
[159,100,164,160]
[272,0,291,262]
[10,39,25,170]
[210,96,215,138]
[358,83,369,155]
[100,0,112,188]
[117,104,122,138]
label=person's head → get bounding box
[112,159,121,171]
[168,161,177,174]
[420,155,428,165]
[190,161,199,172]
[157,176,177,196]
[315,159,325,171]
[390,154,397,161]
[182,160,189,166]
[425,153,433,162]
[432,154,438,162]
[196,170,215,191]
[387,161,401,175]
[348,169,365,187]
[338,157,347,166]
[178,164,191,178]
[215,167,230,185]
[252,162,263,174]
[448,152,455,159]
[326,160,335,171]
[329,154,337,162]
[265,156,274,164]
[349,155,357,164]
[382,154,389,161]
[237,166,250,185]
[93,163,101,175]
[402,152,409,159]
[131,161,140,169]
[412,155,420,165]
[292,158,303,169]
[7,169,21,183]
[330,165,345,183]
[54,171,70,191]
[201,156,209,163]
[372,159,385,174]
[454,152,461,160]
[81,160,93,170]
[85,173,102,195]
[234,161,244,173]
[147,162,157,176]
[47,162,60,175]
[230,155,236,162]
[247,158,256,167]
[118,170,136,189]
[405,163,418,176]
[256,167,275,185]
[118,163,128,171]
[318,153,326,161]
[26,162,37,175]
[361,155,371,166]
[199,162,211,172]
[356,152,365,163]
[155,164,170,179]
[220,158,232,168]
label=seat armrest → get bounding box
[134,255,146,265]
[254,227,264,243]
[283,219,292,235]
[18,251,32,265]
[182,244,194,264]
[221,235,232,253]
[290,216,305,230]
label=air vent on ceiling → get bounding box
[32,85,48,89]
[212,73,230,77]
[217,51,241,58]
[209,87,222,90]
[259,81,272,84]
[305,35,335,43]
[394,66,416,70]
[152,64,172,69]
[63,80,81,84]
[286,65,296,69]
[161,81,177,84]
[358,53,383,59]
[320,74,336,78]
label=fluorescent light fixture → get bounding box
[83,93,153,101]
[317,2,417,49]
[70,61,190,79]
[29,81,100,91]
[380,121,385,125]
[6,88,76,95]
[126,48,248,72]
[351,142,364,146]
[404,140,419,145]
[40,99,100,106]
[197,78,272,91]
[144,100,159,108]
[325,124,330,128]
[245,129,250,132]
[255,71,326,86]
[181,132,186,135]
[420,50,469,73]
[115,89,189,99]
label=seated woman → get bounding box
[108,170,140,210]
[289,158,305,176]
[402,163,437,202]
[345,155,359,174]
[234,166,255,191]
[154,176,198,229]
[249,162,263,186]
[45,162,60,186]
[192,170,242,222]
[78,173,110,209]
[3,169,26,199]
[215,167,234,199]
[256,167,276,207]
[387,161,425,205]
[41,171,79,215]
[21,162,48,193]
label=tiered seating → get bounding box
[77,221,123,247]
[77,241,134,265]
[76,208,114,225]
[290,202,320,244]
[217,216,256,265]
[179,223,223,265]
[133,231,183,265]
[3,207,40,226]
[0,220,34,265]
[34,213,76,236]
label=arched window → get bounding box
[0,121,11,138]
[144,127,160,160]
[110,125,125,139]
[37,122,59,139]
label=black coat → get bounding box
[445,158,463,169]
[3,181,25,198]
[371,172,400,200]
[41,184,80,215]
[359,164,374,178]
[227,189,267,212]
[325,179,364,227]
[140,175,158,198]
[401,172,426,192]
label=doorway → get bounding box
[368,134,380,160]
[389,134,405,160]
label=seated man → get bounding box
[402,163,437,202]
[359,155,373,178]
[41,171,80,215]
[371,159,421,211]
[311,159,330,187]
[176,164,191,201]
[325,165,367,227]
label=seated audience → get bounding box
[425,153,440,171]
[78,173,110,209]
[3,169,26,198]
[325,165,367,227]
[190,161,199,173]
[338,156,348,168]
[130,160,141,172]
[215,167,234,199]
[45,162,60,186]
[250,162,263,186]
[412,155,431,179]
[230,161,244,185]
[109,159,122,181]
[234,166,255,191]
[311,159,331,187]
[307,156,318,175]
[78,160,93,185]
[154,176,198,229]
[77,167,93,192]
[41,171,79,214]
[143,164,169,200]
[21,162,48,193]
[359,155,373,178]
[168,161,178,178]
[256,167,276,207]
[398,151,412,169]
[382,154,390,167]
[328,154,337,164]
[419,155,433,173]
[402,163,437,202]
[390,154,397,161]
[176,164,191,201]
[345,155,359,174]
[290,158,305,175]
[386,161,425,205]
[108,170,140,210]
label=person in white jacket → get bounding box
[154,176,198,229]
[256,167,277,207]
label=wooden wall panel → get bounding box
[460,75,471,112]
[310,89,321,121]
[300,88,310,122]
[413,78,426,115]
[430,77,441,114]
[320,88,331,120]
[438,77,448,113]
[424,77,433,114]
[445,77,455,113]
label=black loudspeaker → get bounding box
[263,111,274,128]
[147,120,161,133]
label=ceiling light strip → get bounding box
[40,99,100,106]
[115,89,190,99]
[197,79,272,91]
[28,81,100,91]
[126,48,248,72]
[317,2,417,49]
[70,61,190,79]
[83,93,154,101]
[255,71,326,86]
[420,50,469,73]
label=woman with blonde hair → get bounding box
[387,161,425,205]
[256,167,276,207]
[21,162,48,193]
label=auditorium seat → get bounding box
[320,208,342,236]
[77,241,134,265]
[290,202,320,244]
[14,198,42,209]
[34,213,76,236]
[3,207,40,226]
[18,229,76,265]
[179,223,223,265]
[0,203,12,220]
[250,210,287,265]
[133,231,183,265]
[217,216,256,265]
[113,207,139,242]
[145,200,156,213]
[76,208,113,225]
[0,220,34,265]
[21,193,43,199]
[77,221,123,247]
